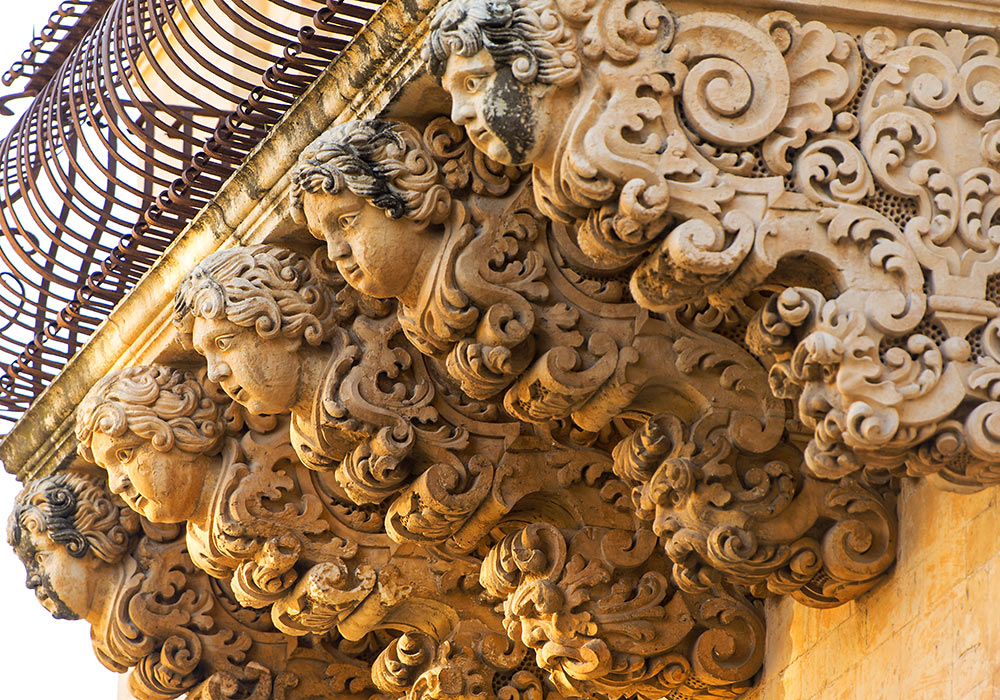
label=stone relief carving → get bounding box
[284,111,898,606]
[613,413,897,608]
[76,365,382,636]
[424,0,1000,492]
[20,1,1000,698]
[8,471,372,700]
[171,244,611,557]
[67,360,763,698]
[288,116,785,456]
[479,523,764,699]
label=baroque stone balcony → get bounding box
[4,1,1000,698]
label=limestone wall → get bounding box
[747,481,999,700]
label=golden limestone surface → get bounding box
[11,0,1000,697]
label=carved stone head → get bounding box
[8,471,139,620]
[76,365,225,523]
[424,0,580,165]
[174,245,343,417]
[289,120,450,305]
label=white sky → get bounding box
[0,5,124,699]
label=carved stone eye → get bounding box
[216,335,233,351]
[115,448,134,464]
[464,76,482,93]
[337,213,358,231]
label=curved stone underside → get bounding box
[10,1,1000,698]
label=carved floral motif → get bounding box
[480,523,763,699]
[614,413,897,607]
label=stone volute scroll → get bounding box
[288,117,786,457]
[283,110,899,611]
[66,360,772,699]
[7,471,372,700]
[422,0,1000,494]
[167,234,776,697]
[172,243,573,555]
[422,0,801,310]
[75,365,384,637]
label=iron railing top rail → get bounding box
[0,0,386,435]
[1,1,114,109]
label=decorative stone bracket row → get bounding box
[11,0,1000,698]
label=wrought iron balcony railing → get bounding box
[0,0,384,433]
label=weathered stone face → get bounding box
[300,187,439,304]
[191,314,306,417]
[19,527,97,620]
[89,431,213,524]
[442,49,557,166]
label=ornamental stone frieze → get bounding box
[8,0,1000,698]
[420,0,1000,492]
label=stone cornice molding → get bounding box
[706,0,1000,31]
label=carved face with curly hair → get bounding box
[424,0,580,165]
[77,366,226,523]
[8,472,139,619]
[174,245,343,417]
[290,120,450,306]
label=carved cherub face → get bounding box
[191,315,305,416]
[442,48,557,166]
[21,528,101,620]
[302,188,435,305]
[89,431,212,523]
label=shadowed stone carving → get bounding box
[8,471,373,700]
[424,0,1000,492]
[289,117,785,459]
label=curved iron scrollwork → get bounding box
[0,0,384,431]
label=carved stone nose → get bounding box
[450,100,475,125]
[328,241,352,260]
[108,471,130,495]
[207,359,231,382]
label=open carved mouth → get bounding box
[469,126,490,147]
[122,491,147,514]
[340,261,363,285]
[221,382,249,405]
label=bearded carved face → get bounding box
[89,431,212,524]
[441,49,561,166]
